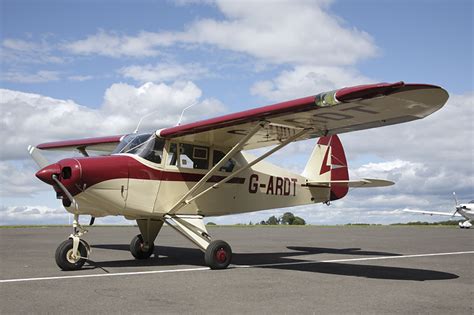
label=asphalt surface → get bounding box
[1,225,473,314]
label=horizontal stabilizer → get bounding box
[306,178,394,188]
[403,209,463,217]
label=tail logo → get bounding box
[319,145,347,175]
[319,146,331,175]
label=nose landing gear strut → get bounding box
[55,214,91,271]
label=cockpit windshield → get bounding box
[112,133,164,164]
[112,133,152,154]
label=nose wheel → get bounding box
[205,240,232,269]
[55,238,88,270]
[55,214,91,271]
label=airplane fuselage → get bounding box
[62,148,330,220]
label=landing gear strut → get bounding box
[55,214,91,271]
[129,219,163,260]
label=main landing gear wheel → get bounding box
[205,240,232,270]
[130,234,155,259]
[55,239,88,271]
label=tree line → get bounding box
[258,212,306,225]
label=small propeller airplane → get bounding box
[404,193,473,228]
[28,81,449,270]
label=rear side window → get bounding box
[213,150,236,172]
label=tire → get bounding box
[55,239,87,271]
[130,234,155,259]
[205,240,232,270]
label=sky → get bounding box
[0,0,473,226]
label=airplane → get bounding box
[404,193,473,228]
[28,81,449,270]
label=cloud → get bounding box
[1,38,65,64]
[0,161,48,197]
[251,66,372,101]
[342,92,474,191]
[0,205,67,225]
[63,0,377,66]
[68,75,93,81]
[63,30,171,58]
[0,82,225,162]
[119,62,208,82]
[0,204,137,226]
[2,70,60,83]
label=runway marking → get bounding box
[1,250,473,284]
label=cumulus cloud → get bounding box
[0,204,136,225]
[119,62,208,82]
[63,0,377,66]
[0,205,66,225]
[0,161,48,197]
[0,82,225,161]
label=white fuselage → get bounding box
[69,151,329,219]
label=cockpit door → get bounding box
[125,160,162,215]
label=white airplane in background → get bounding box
[28,81,449,270]
[404,193,473,228]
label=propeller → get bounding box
[51,174,79,213]
[451,192,461,218]
[29,145,94,224]
[27,145,49,169]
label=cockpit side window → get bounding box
[138,137,164,164]
[167,143,178,166]
[179,143,209,169]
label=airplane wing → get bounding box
[403,210,463,217]
[158,82,449,150]
[36,135,124,153]
[306,178,394,188]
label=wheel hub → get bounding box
[215,248,227,263]
[66,249,80,264]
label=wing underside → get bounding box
[158,82,449,150]
[403,210,462,217]
[36,135,124,153]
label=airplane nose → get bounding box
[36,163,61,185]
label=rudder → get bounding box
[302,135,349,201]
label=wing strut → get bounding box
[168,126,310,215]
[167,121,268,214]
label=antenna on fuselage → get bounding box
[133,111,159,134]
[176,101,198,126]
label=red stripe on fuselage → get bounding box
[67,155,244,195]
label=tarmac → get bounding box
[1,225,473,314]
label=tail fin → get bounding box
[302,135,349,201]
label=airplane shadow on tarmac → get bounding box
[89,244,459,281]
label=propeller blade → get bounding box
[451,209,459,219]
[51,174,78,212]
[27,145,49,169]
[89,216,95,226]
[450,192,460,218]
[453,192,459,206]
